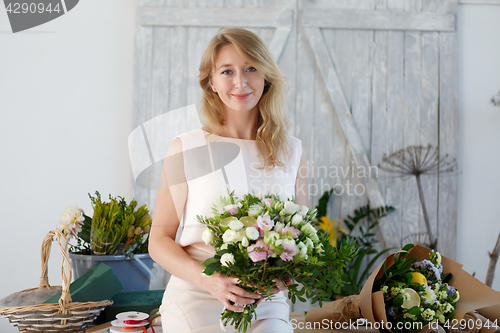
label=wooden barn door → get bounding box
[132,0,459,303]
[297,0,458,259]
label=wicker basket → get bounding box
[0,230,113,332]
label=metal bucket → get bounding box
[69,253,155,292]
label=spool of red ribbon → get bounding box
[123,320,144,325]
[111,312,156,333]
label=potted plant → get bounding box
[57,191,154,292]
[314,190,395,297]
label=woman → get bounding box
[149,28,308,332]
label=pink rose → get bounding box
[224,203,243,215]
[280,243,299,262]
[247,241,270,262]
[262,197,274,207]
[257,215,274,232]
[281,226,301,239]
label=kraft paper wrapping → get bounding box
[449,311,500,333]
[306,245,500,331]
[477,304,500,324]
[304,295,362,323]
[449,312,483,333]
[475,312,500,333]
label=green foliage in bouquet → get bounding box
[373,244,460,333]
[67,191,152,256]
[314,190,395,296]
[197,189,358,333]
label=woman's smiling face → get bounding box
[210,44,266,116]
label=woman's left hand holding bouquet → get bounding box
[200,273,262,312]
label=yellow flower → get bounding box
[316,216,347,248]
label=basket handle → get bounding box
[40,230,73,305]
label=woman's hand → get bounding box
[200,273,262,312]
[254,278,292,306]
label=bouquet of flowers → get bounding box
[373,244,459,332]
[57,191,152,256]
[196,189,357,333]
[306,244,500,333]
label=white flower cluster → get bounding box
[58,205,85,239]
[414,281,459,324]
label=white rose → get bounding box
[241,236,249,247]
[222,229,237,243]
[282,237,295,246]
[274,222,285,233]
[245,227,260,241]
[202,229,213,245]
[284,201,299,215]
[229,219,244,231]
[264,231,279,245]
[299,205,309,216]
[220,253,235,267]
[235,229,246,242]
[257,215,274,232]
[291,214,303,226]
[220,243,228,250]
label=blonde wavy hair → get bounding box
[198,28,292,169]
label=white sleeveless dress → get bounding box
[159,128,303,333]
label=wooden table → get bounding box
[86,313,377,332]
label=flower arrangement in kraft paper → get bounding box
[373,244,460,332]
[196,189,358,333]
[57,191,152,256]
[306,243,500,333]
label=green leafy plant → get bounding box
[314,190,395,296]
[63,191,152,256]
[340,204,395,295]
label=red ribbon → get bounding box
[119,319,155,333]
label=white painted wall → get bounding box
[0,1,136,332]
[0,2,498,332]
[456,3,500,291]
